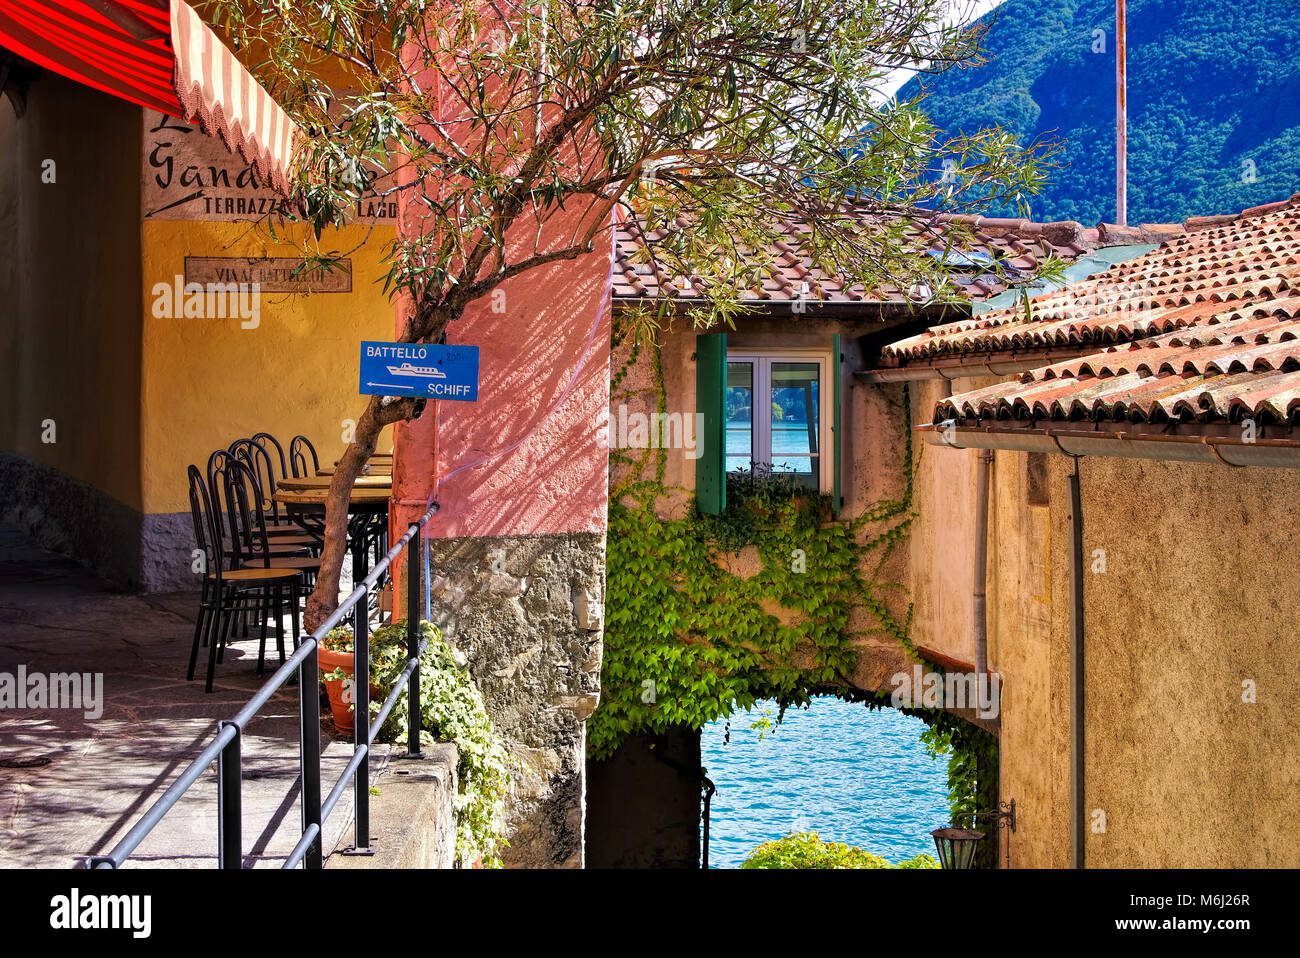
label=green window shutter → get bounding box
[832,333,843,516]
[695,332,727,515]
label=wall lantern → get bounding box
[930,827,985,869]
[931,800,1017,869]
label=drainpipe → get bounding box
[1067,456,1086,869]
[972,449,993,678]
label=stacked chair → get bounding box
[186,433,324,691]
[289,434,320,477]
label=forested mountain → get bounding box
[899,0,1300,224]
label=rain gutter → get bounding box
[919,422,1300,469]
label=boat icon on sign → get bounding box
[386,361,446,379]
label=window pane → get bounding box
[725,361,754,473]
[771,362,819,490]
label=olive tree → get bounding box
[212,0,1054,629]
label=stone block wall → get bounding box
[425,531,605,868]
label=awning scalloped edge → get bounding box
[169,0,301,199]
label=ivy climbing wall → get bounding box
[588,313,1001,853]
[594,314,923,754]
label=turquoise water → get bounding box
[700,698,950,868]
[727,420,819,475]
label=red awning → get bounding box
[0,0,301,196]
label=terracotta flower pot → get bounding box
[318,645,378,736]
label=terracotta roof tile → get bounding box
[928,197,1300,428]
[885,195,1300,364]
[611,205,1179,307]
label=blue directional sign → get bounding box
[359,341,479,402]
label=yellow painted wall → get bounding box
[138,220,396,515]
[0,74,143,510]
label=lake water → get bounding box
[700,698,950,868]
[727,419,818,475]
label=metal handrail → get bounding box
[88,500,440,869]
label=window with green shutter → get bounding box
[695,339,842,513]
[694,332,727,515]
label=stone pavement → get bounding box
[0,524,377,868]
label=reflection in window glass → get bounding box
[725,361,754,473]
[771,362,819,489]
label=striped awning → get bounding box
[0,0,301,196]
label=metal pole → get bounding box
[353,588,371,853]
[1116,0,1128,226]
[1068,457,1086,869]
[406,523,424,758]
[298,643,323,868]
[217,722,241,869]
[701,776,716,870]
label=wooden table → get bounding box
[273,482,392,581]
[277,475,392,492]
[315,463,392,477]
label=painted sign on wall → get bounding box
[360,342,479,401]
[142,110,397,223]
[184,256,352,293]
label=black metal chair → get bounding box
[186,464,302,692]
[212,448,315,555]
[217,457,314,661]
[289,434,320,477]
[224,455,324,589]
[227,440,316,541]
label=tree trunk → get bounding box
[304,391,421,632]
[303,306,450,633]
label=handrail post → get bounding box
[352,588,371,854]
[406,521,424,758]
[299,642,323,869]
[217,721,242,869]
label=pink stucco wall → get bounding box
[389,15,612,543]
[411,243,612,538]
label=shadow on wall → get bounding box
[432,254,612,539]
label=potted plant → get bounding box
[318,625,380,735]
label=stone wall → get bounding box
[0,454,143,591]
[425,531,605,868]
[328,744,459,870]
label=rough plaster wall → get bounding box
[425,532,605,868]
[935,434,1300,867]
[909,375,983,666]
[1070,457,1300,867]
[607,318,696,519]
[987,448,1066,867]
[908,374,1070,865]
[137,217,398,518]
[608,316,920,699]
[1,76,142,505]
[0,76,144,585]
